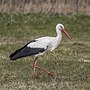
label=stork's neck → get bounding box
[56,29,62,41]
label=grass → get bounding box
[0,13,90,90]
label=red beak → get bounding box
[62,29,71,40]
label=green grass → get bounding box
[0,13,90,90]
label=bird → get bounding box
[9,23,71,78]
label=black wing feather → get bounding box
[9,40,45,60]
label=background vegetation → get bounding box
[0,13,90,90]
[0,0,90,15]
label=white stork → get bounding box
[9,23,71,78]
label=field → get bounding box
[0,13,90,90]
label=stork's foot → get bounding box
[47,71,55,78]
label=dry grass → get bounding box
[0,0,90,15]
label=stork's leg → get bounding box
[32,57,54,79]
[35,65,54,77]
[32,57,37,79]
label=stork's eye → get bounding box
[60,26,63,29]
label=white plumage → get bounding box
[10,23,71,60]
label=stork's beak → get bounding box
[62,29,71,40]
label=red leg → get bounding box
[35,65,54,77]
[32,58,37,79]
[32,57,55,79]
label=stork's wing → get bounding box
[27,38,50,49]
[9,38,50,60]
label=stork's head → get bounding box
[56,23,71,40]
